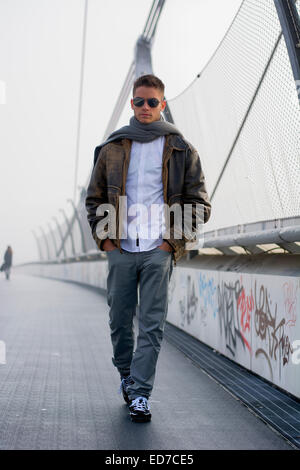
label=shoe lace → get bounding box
[131,397,150,411]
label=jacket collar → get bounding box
[166,134,186,151]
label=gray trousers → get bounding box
[106,246,173,400]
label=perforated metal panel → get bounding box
[168,0,300,232]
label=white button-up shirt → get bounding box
[120,137,166,252]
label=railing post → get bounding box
[52,216,67,258]
[39,226,51,261]
[31,229,44,261]
[59,209,76,256]
[67,198,87,254]
[47,222,58,258]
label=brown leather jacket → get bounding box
[85,134,211,265]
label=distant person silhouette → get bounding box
[1,246,13,280]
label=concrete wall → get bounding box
[16,254,300,399]
[167,264,300,399]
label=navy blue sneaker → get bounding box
[119,375,134,404]
[129,397,151,423]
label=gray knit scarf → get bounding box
[93,116,182,167]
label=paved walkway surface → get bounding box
[0,273,292,450]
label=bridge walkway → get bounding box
[0,274,292,450]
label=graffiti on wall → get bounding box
[198,273,217,324]
[283,280,298,327]
[170,269,299,388]
[179,275,198,327]
[254,281,296,381]
[177,272,217,328]
[217,277,253,357]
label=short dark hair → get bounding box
[133,74,165,97]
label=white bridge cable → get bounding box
[73,0,89,205]
[142,0,166,41]
[102,61,135,140]
[142,0,157,38]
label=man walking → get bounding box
[85,74,211,422]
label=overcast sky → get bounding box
[0,0,242,264]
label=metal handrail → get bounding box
[25,219,300,266]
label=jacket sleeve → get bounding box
[183,143,211,225]
[85,146,108,251]
[165,144,211,254]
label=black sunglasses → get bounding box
[132,97,161,108]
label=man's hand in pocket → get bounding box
[157,241,173,252]
[103,239,117,252]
